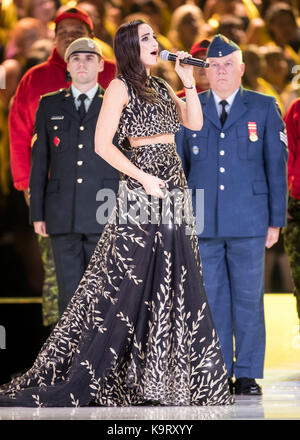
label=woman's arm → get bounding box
[95,79,166,198]
[165,52,203,131]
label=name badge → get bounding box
[51,116,64,120]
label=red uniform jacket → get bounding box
[284,98,300,199]
[9,48,116,190]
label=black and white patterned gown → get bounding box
[0,76,234,407]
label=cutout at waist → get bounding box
[129,133,175,148]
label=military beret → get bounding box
[207,34,240,58]
[64,37,102,62]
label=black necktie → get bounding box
[219,100,228,126]
[78,94,87,120]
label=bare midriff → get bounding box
[129,133,175,148]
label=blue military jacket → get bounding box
[176,87,288,237]
[29,86,120,234]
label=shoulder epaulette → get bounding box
[40,88,66,99]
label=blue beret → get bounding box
[207,34,240,58]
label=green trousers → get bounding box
[38,235,59,326]
[283,197,300,321]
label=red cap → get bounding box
[190,39,210,58]
[54,7,93,31]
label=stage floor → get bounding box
[0,295,299,420]
[0,369,299,420]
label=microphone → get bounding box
[160,50,209,68]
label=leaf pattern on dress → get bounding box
[116,76,181,152]
[0,101,233,408]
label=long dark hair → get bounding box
[114,20,156,103]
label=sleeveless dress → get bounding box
[0,76,234,407]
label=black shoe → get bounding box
[228,378,235,394]
[235,377,262,395]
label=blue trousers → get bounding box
[198,236,266,378]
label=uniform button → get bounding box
[220,150,225,155]
[53,125,58,130]
[192,133,197,138]
[78,144,84,149]
[219,167,225,173]
[220,132,225,138]
[77,161,83,166]
[80,125,85,131]
[220,185,225,190]
[77,178,83,183]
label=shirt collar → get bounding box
[71,83,99,102]
[212,87,240,108]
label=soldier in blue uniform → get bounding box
[29,38,120,316]
[176,34,288,395]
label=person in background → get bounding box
[217,15,246,47]
[283,97,300,324]
[29,37,119,316]
[2,17,48,103]
[261,45,299,113]
[176,38,210,97]
[167,4,207,52]
[246,2,300,64]
[264,2,300,65]
[242,44,284,112]
[176,34,288,395]
[9,6,115,196]
[75,0,115,59]
[0,19,234,409]
[0,18,52,302]
[22,0,59,40]
[8,7,116,327]
[203,0,250,33]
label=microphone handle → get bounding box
[167,53,209,68]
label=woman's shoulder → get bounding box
[109,76,135,110]
[104,77,129,107]
[107,77,128,93]
[113,75,132,94]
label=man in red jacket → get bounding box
[9,7,116,327]
[283,98,300,323]
[176,39,210,98]
[9,7,116,197]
